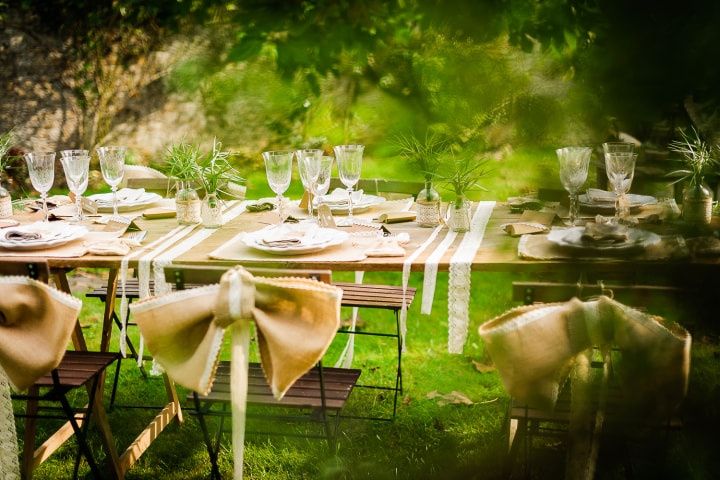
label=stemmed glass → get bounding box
[24,152,56,222]
[296,149,323,220]
[334,144,364,226]
[60,150,90,222]
[602,142,635,155]
[605,152,637,222]
[262,150,293,224]
[556,147,592,225]
[96,146,127,217]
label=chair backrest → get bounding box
[164,265,332,290]
[0,259,51,283]
[328,178,423,199]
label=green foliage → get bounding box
[198,138,245,196]
[0,130,15,171]
[668,127,719,187]
[394,131,449,181]
[163,141,201,182]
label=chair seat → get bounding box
[88,278,417,310]
[189,362,361,411]
[35,351,119,388]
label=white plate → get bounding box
[578,192,657,213]
[89,192,163,212]
[0,223,88,251]
[315,194,386,215]
[547,226,661,254]
[242,224,348,255]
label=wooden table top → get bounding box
[20,202,718,279]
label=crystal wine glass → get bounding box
[60,150,90,222]
[262,150,293,223]
[602,142,635,155]
[334,144,364,226]
[605,152,637,221]
[24,152,56,222]
[96,146,127,217]
[556,146,592,225]
[296,149,323,220]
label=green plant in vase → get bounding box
[164,141,202,225]
[668,127,719,226]
[0,131,17,218]
[197,138,245,228]
[396,132,448,227]
[438,152,490,232]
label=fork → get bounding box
[125,230,147,244]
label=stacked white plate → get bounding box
[88,188,162,212]
[547,226,661,254]
[242,223,348,255]
[0,222,88,251]
[579,188,657,213]
[315,188,385,214]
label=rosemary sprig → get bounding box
[668,127,718,187]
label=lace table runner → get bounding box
[0,366,20,480]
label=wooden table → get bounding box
[21,202,720,477]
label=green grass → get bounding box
[15,146,720,478]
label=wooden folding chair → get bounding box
[503,280,686,479]
[1,260,119,480]
[165,265,362,480]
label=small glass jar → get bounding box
[682,182,713,226]
[175,181,201,225]
[0,184,12,219]
[415,180,441,227]
[447,196,471,232]
[201,192,223,228]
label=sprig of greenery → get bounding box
[0,130,15,171]
[437,151,490,205]
[668,127,718,187]
[394,132,449,181]
[198,138,245,196]
[164,141,202,182]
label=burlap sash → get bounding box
[130,267,342,479]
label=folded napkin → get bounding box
[85,238,142,256]
[503,211,556,237]
[260,225,312,247]
[586,188,617,204]
[507,196,544,213]
[365,237,406,257]
[320,188,364,206]
[580,222,629,244]
[91,188,146,204]
[246,201,275,212]
[374,211,417,224]
[687,236,720,256]
[4,230,42,241]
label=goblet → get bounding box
[602,142,635,155]
[334,144,364,226]
[262,150,293,223]
[605,152,637,221]
[24,152,56,222]
[96,146,127,217]
[556,146,592,225]
[296,149,323,220]
[60,150,90,222]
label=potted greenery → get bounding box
[668,127,718,226]
[396,132,448,227]
[164,141,202,225]
[438,151,490,232]
[197,139,245,228]
[0,131,16,218]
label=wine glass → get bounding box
[296,149,323,220]
[334,144,364,226]
[24,152,56,222]
[60,150,90,222]
[605,152,637,221]
[262,150,293,224]
[556,147,592,225]
[96,146,127,217]
[602,142,635,155]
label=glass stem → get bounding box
[614,193,621,222]
[347,187,354,225]
[112,186,119,217]
[307,190,314,220]
[41,192,49,222]
[569,193,578,225]
[75,193,83,222]
[277,194,283,223]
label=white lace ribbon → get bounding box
[421,226,459,315]
[0,366,20,480]
[447,201,495,353]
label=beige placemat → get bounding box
[209,232,371,262]
[518,233,688,261]
[0,239,88,258]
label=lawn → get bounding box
[15,147,720,479]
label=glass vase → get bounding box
[415,180,441,227]
[447,196,471,232]
[0,184,12,219]
[682,182,712,226]
[175,181,201,225]
[201,192,223,228]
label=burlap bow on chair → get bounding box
[479,296,691,480]
[130,266,342,479]
[0,276,83,480]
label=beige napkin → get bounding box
[503,210,556,236]
[85,238,140,256]
[374,211,417,224]
[365,237,406,257]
